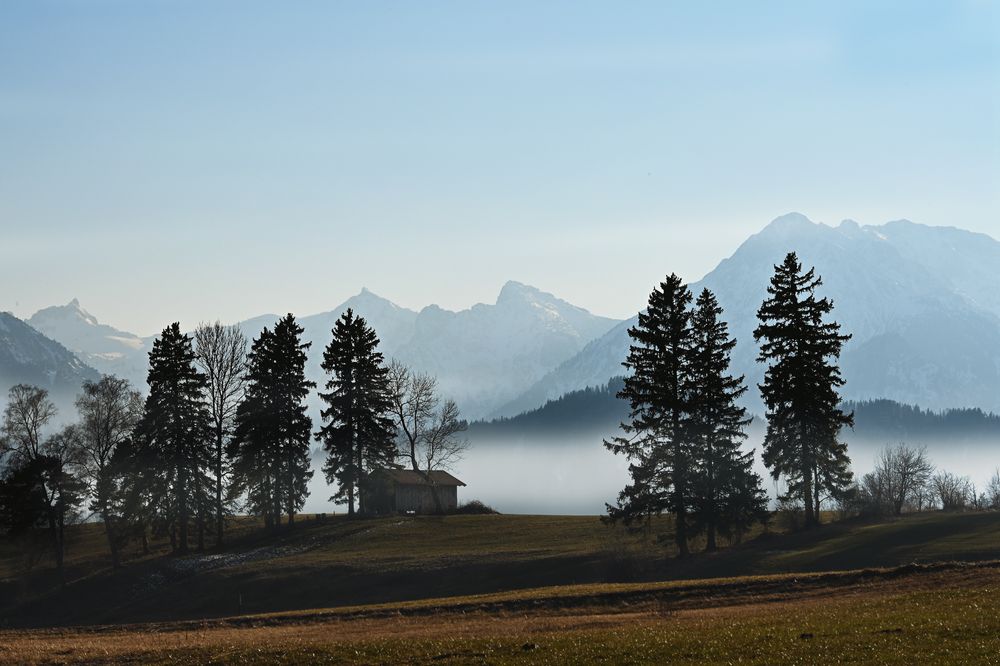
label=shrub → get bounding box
[452,499,499,515]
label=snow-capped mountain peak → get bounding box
[27,300,150,386]
[498,213,1000,417]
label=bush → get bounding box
[452,499,499,515]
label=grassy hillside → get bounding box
[3,510,1000,630]
[2,561,998,664]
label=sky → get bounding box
[1,1,997,336]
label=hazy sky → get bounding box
[2,1,997,335]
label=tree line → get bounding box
[840,443,1000,517]
[606,252,854,553]
[0,309,468,582]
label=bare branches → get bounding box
[420,398,468,474]
[73,376,144,481]
[194,321,248,542]
[932,471,973,511]
[865,444,934,516]
[2,384,58,464]
[387,359,468,474]
[194,322,248,437]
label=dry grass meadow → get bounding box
[2,511,1000,663]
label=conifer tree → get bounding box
[269,315,315,526]
[230,315,314,528]
[230,327,277,526]
[134,323,211,553]
[316,309,396,517]
[687,289,767,551]
[754,252,853,528]
[605,274,695,557]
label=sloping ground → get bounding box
[2,561,998,665]
[2,511,999,629]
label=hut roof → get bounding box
[373,469,466,487]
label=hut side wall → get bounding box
[395,484,459,514]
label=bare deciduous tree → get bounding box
[387,360,469,512]
[73,376,143,568]
[932,471,972,511]
[1,384,58,464]
[987,469,1000,510]
[0,385,85,586]
[194,321,247,545]
[874,444,934,516]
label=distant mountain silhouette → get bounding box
[28,299,150,388]
[0,312,101,414]
[32,283,620,419]
[499,213,1000,416]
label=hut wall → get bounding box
[395,484,459,513]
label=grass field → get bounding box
[2,561,998,664]
[2,510,999,663]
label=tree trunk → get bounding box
[706,449,717,553]
[102,509,121,569]
[41,483,66,587]
[813,464,821,524]
[802,463,816,529]
[56,509,67,589]
[215,424,225,546]
[177,466,189,553]
[429,481,444,514]
[287,444,295,527]
[196,474,205,553]
[47,508,65,587]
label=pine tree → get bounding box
[134,323,211,553]
[604,274,695,557]
[230,327,277,526]
[230,315,314,528]
[270,315,315,526]
[687,289,767,551]
[754,252,854,528]
[316,308,396,517]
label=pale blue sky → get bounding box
[2,1,997,335]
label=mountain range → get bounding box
[6,213,1000,420]
[499,213,1000,416]
[14,282,619,420]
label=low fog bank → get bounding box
[301,431,999,516]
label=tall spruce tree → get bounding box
[316,309,396,517]
[134,323,211,553]
[270,315,315,526]
[605,274,695,557]
[230,328,278,526]
[754,252,853,528]
[687,289,767,551]
[230,315,314,528]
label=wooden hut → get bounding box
[364,469,466,515]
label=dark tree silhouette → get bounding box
[72,375,143,567]
[754,252,853,528]
[0,385,86,586]
[134,323,211,553]
[605,274,695,557]
[687,289,767,551]
[316,309,396,517]
[194,322,247,544]
[230,315,314,528]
